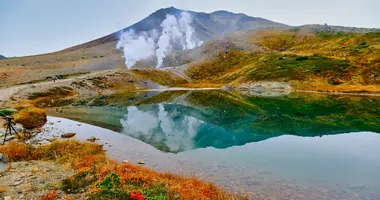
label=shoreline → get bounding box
[35,116,380,200]
[294,89,380,97]
[2,114,379,199]
[1,70,380,107]
[2,84,380,108]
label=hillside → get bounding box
[185,30,380,92]
[0,55,6,60]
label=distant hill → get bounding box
[61,6,288,52]
[0,55,6,60]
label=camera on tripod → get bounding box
[2,115,14,121]
[1,113,18,145]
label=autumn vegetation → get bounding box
[10,100,47,129]
[0,186,7,195]
[186,30,380,93]
[0,140,246,200]
[131,69,188,86]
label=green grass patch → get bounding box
[189,51,356,85]
[315,31,353,39]
[0,109,14,116]
[245,54,355,84]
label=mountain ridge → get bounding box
[60,6,288,52]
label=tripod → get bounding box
[2,117,18,145]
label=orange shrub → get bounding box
[41,190,57,200]
[13,106,47,129]
[0,141,29,161]
[0,186,7,193]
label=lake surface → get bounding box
[46,90,380,199]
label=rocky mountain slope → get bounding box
[0,55,6,60]
[61,7,288,52]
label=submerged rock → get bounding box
[61,133,76,138]
[87,136,99,143]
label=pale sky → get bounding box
[1,0,379,57]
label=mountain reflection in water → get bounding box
[46,90,380,153]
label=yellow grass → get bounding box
[131,69,188,86]
[11,100,47,129]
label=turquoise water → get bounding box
[47,90,380,199]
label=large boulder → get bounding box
[0,153,9,173]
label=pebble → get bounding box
[13,179,23,186]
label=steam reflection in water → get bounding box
[120,104,204,152]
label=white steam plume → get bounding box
[116,12,202,69]
[116,29,158,67]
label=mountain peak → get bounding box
[212,10,244,15]
[153,6,183,17]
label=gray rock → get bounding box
[0,153,8,162]
[221,84,233,91]
[0,153,9,173]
